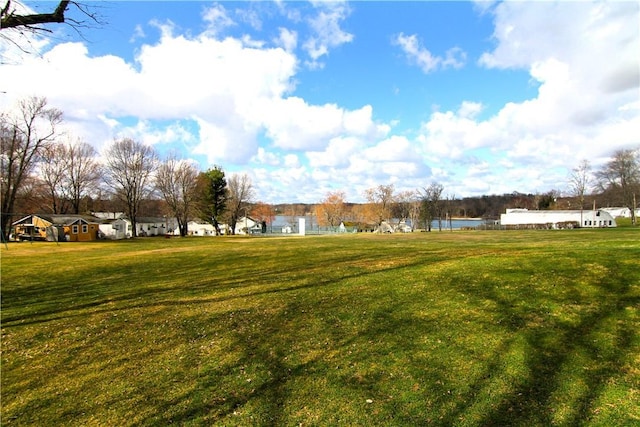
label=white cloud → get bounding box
[394,33,466,73]
[193,116,258,165]
[129,24,146,43]
[302,1,353,67]
[275,27,298,52]
[252,148,281,166]
[284,154,300,168]
[258,98,381,152]
[363,135,416,163]
[307,136,361,168]
[202,4,236,35]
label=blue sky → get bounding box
[1,1,638,203]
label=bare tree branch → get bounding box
[1,1,69,29]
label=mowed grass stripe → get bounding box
[1,230,639,426]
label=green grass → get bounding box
[1,229,639,426]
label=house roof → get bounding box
[136,217,169,224]
[12,214,53,226]
[12,214,99,226]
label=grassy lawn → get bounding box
[1,229,639,426]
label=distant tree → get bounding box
[156,156,200,237]
[393,190,419,230]
[65,139,101,214]
[364,184,394,227]
[251,201,275,232]
[38,141,69,213]
[227,173,254,235]
[596,148,640,225]
[103,138,157,237]
[535,190,561,210]
[444,193,456,231]
[196,166,227,235]
[316,191,347,230]
[1,96,62,240]
[569,159,592,226]
[420,182,444,231]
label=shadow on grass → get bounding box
[439,258,639,426]
[2,236,638,425]
[154,258,639,425]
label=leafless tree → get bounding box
[37,138,100,214]
[38,141,68,214]
[66,139,101,214]
[226,173,254,235]
[444,193,456,231]
[408,192,422,232]
[1,96,62,240]
[103,138,157,237]
[569,159,592,226]
[393,190,419,231]
[156,156,200,237]
[420,182,444,231]
[364,184,395,227]
[596,148,640,225]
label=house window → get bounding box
[72,225,78,234]
[82,224,88,233]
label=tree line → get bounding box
[2,97,639,240]
[1,96,255,239]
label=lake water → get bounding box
[268,216,486,232]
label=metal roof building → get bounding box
[500,208,617,229]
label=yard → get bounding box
[1,229,639,426]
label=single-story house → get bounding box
[12,214,101,241]
[11,214,53,241]
[177,221,219,236]
[64,217,101,242]
[500,208,617,229]
[136,217,170,237]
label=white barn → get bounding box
[601,207,640,218]
[500,208,616,229]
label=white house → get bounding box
[99,218,131,239]
[175,221,217,236]
[235,216,262,235]
[500,208,616,229]
[136,217,170,236]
